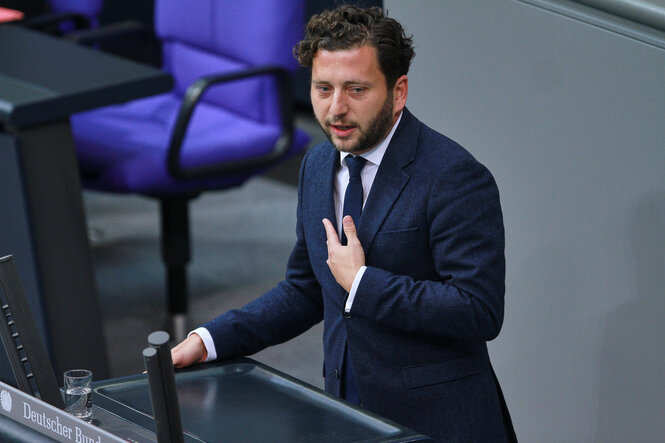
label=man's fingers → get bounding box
[170,334,206,368]
[171,341,191,368]
[322,218,340,247]
[171,345,184,368]
[342,215,359,242]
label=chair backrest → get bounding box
[155,0,304,125]
[0,255,65,409]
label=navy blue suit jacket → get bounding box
[205,109,515,441]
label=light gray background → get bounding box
[385,0,665,441]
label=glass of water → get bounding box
[64,369,93,421]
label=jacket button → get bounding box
[334,368,340,379]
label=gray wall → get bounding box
[385,1,665,441]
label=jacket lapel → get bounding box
[358,108,419,252]
[310,143,339,234]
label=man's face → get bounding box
[310,45,404,154]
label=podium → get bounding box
[0,25,173,380]
[0,359,432,442]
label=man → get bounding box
[172,5,515,441]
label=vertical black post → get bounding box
[142,331,184,443]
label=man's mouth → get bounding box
[330,124,356,137]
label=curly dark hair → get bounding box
[294,5,415,89]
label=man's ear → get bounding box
[392,75,408,114]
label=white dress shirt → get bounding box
[193,112,403,361]
[337,112,401,312]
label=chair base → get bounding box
[160,197,192,344]
[171,313,188,344]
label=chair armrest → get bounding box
[167,66,295,180]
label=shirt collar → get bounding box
[340,111,403,168]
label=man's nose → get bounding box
[330,91,348,117]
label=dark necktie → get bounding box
[340,155,366,405]
[341,155,367,245]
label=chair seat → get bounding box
[71,93,309,196]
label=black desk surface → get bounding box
[0,25,172,129]
[93,358,431,442]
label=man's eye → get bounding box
[350,88,365,94]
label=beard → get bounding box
[318,92,395,154]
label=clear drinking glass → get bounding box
[63,369,93,421]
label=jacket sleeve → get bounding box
[204,150,324,360]
[350,155,506,341]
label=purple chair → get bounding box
[70,0,310,339]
